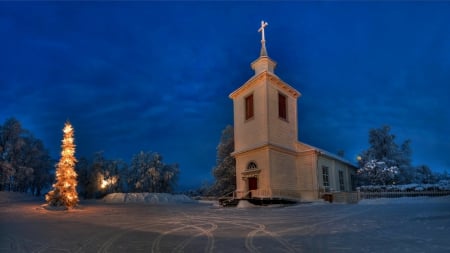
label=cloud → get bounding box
[1,1,450,190]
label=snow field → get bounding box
[1,192,449,252]
[102,192,194,204]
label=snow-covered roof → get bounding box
[297,141,358,169]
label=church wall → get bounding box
[317,156,336,192]
[297,151,319,201]
[234,148,270,198]
[268,149,299,198]
[336,161,358,192]
[266,82,298,151]
[233,80,269,153]
[235,156,246,194]
[317,155,358,193]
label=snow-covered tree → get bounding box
[358,160,399,185]
[435,170,450,181]
[46,122,79,208]
[0,118,52,194]
[128,151,152,192]
[0,118,26,191]
[210,125,236,196]
[127,151,178,193]
[20,136,53,195]
[414,165,435,184]
[76,154,127,198]
[100,159,123,194]
[160,163,179,193]
[357,125,414,185]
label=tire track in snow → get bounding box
[274,206,374,252]
[189,212,298,253]
[151,222,217,253]
[245,223,266,252]
[171,222,218,253]
[276,206,372,235]
[74,228,118,253]
[97,222,163,253]
[245,223,297,253]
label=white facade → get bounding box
[229,39,357,201]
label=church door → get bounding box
[248,177,258,198]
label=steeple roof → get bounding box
[260,40,268,57]
[251,20,277,75]
[230,20,301,99]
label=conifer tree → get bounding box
[357,125,413,185]
[46,122,79,208]
[211,125,236,196]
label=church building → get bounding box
[229,21,358,201]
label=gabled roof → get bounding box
[229,71,301,99]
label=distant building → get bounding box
[229,22,357,201]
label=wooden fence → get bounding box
[358,190,450,200]
[322,190,450,204]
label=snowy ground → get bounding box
[1,192,449,253]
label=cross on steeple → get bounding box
[258,20,269,57]
[258,20,268,42]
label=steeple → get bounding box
[260,40,268,57]
[251,20,277,75]
[259,20,268,57]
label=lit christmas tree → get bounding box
[46,121,79,208]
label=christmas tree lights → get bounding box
[45,122,79,208]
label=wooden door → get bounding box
[248,177,258,191]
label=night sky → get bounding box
[1,2,449,190]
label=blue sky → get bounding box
[1,1,449,189]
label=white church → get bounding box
[229,21,358,202]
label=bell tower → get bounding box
[229,21,301,198]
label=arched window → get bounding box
[247,161,258,170]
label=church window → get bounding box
[350,174,357,191]
[322,166,329,188]
[339,171,345,191]
[278,93,287,120]
[245,94,254,120]
[247,161,258,170]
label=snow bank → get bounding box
[102,193,195,204]
[0,191,41,203]
[236,200,257,208]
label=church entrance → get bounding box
[248,177,258,198]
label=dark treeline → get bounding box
[77,151,179,199]
[0,118,179,198]
[357,125,449,186]
[0,118,53,196]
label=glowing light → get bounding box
[100,175,118,189]
[46,121,79,208]
[101,179,108,189]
